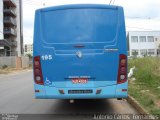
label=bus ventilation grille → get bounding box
[68,90,93,94]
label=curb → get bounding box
[126,95,149,114]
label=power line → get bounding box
[23,0,43,6]
[112,0,116,5]
[109,0,113,5]
[126,26,154,31]
[125,16,160,21]
[109,0,115,5]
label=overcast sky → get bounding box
[23,0,160,44]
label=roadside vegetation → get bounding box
[0,65,32,74]
[128,57,160,115]
[0,66,15,74]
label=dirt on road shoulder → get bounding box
[0,67,32,74]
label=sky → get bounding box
[23,0,160,44]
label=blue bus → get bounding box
[33,4,128,99]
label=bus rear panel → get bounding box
[33,4,128,99]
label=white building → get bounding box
[0,0,23,57]
[127,31,160,57]
[24,44,33,55]
[0,0,3,40]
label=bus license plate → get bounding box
[72,78,88,84]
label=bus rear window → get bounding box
[41,8,118,44]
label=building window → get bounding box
[132,49,139,56]
[148,49,155,55]
[139,36,146,42]
[147,36,154,42]
[131,36,138,42]
[155,38,158,41]
[140,49,147,56]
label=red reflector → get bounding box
[96,89,102,94]
[35,90,40,92]
[122,89,127,92]
[59,90,65,94]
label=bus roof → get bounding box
[36,4,122,12]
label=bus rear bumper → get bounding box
[34,82,128,99]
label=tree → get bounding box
[26,53,32,59]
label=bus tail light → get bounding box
[34,56,44,85]
[117,54,127,84]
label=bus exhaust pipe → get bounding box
[117,98,122,100]
[69,99,74,103]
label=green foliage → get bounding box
[2,65,8,69]
[151,109,160,115]
[26,53,32,59]
[128,57,160,115]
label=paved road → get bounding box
[0,71,138,120]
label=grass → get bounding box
[128,57,160,115]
